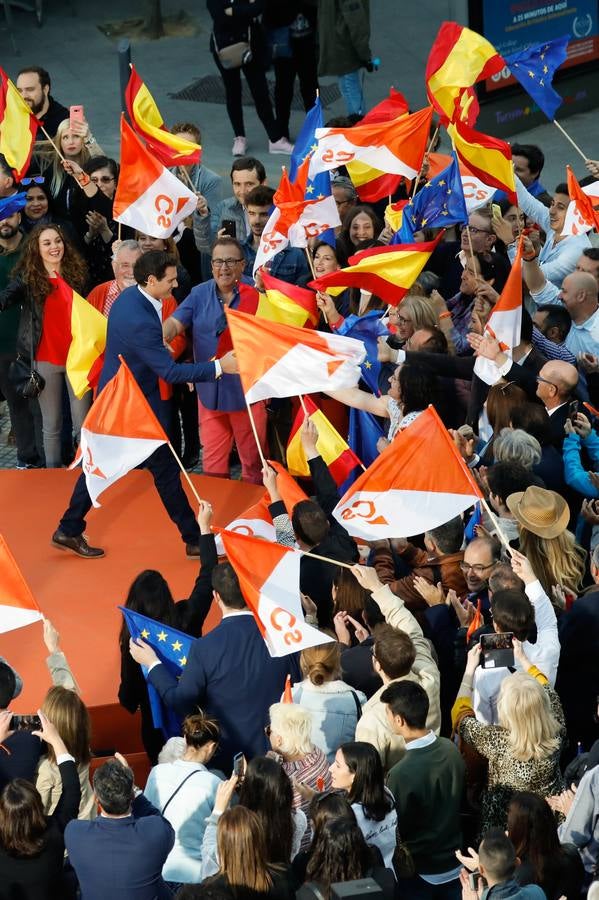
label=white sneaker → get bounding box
[232,136,247,157]
[269,137,294,155]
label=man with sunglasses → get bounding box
[424,208,501,300]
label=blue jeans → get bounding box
[338,70,364,116]
[397,875,461,900]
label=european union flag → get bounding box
[289,97,335,247]
[464,502,482,543]
[0,191,27,221]
[394,153,468,244]
[119,606,195,738]
[336,310,388,396]
[340,408,385,493]
[504,35,569,121]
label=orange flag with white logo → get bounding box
[333,406,482,540]
[218,529,333,657]
[0,534,42,634]
[113,116,197,238]
[71,357,168,507]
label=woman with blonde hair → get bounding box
[507,484,586,603]
[290,645,365,763]
[452,639,566,832]
[37,118,104,219]
[386,294,439,349]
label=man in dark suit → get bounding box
[65,757,174,900]
[130,560,301,775]
[52,251,238,559]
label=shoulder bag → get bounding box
[161,768,203,817]
[8,302,45,399]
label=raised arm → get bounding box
[327,386,389,417]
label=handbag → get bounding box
[213,28,252,69]
[392,830,416,878]
[8,304,45,400]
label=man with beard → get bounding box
[16,66,69,137]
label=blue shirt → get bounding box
[243,235,310,284]
[172,278,253,412]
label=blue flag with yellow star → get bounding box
[336,310,388,396]
[394,153,468,244]
[119,605,195,738]
[289,97,335,246]
[504,35,569,121]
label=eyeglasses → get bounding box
[535,375,557,389]
[459,561,495,575]
[397,315,412,326]
[212,258,244,268]
[21,175,44,186]
[91,176,115,184]
[460,224,492,235]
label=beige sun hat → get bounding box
[506,485,570,539]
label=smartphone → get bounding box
[468,872,480,890]
[233,752,245,778]
[69,105,84,130]
[10,714,42,731]
[480,632,514,669]
[567,399,579,422]
[221,219,236,238]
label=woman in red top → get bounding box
[0,224,88,467]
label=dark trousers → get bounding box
[397,875,461,900]
[0,356,44,466]
[171,383,200,462]
[212,48,280,141]
[272,40,318,138]
[58,443,201,544]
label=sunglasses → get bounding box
[21,176,45,186]
[91,176,115,184]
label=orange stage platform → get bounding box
[0,469,263,751]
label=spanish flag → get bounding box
[258,271,319,329]
[287,396,362,486]
[0,67,38,179]
[426,22,504,124]
[447,119,516,205]
[346,88,410,202]
[309,236,442,306]
[126,65,201,167]
[57,277,107,398]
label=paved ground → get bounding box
[1,0,598,468]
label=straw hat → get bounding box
[506,485,569,539]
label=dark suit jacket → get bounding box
[99,284,217,426]
[149,614,301,774]
[340,636,382,699]
[65,794,174,900]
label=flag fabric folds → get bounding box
[333,406,482,540]
[286,396,362,486]
[395,153,468,242]
[309,237,442,306]
[0,534,42,634]
[425,22,504,124]
[310,106,433,182]
[0,67,39,179]
[289,96,331,202]
[225,308,366,403]
[335,311,389,395]
[345,89,411,202]
[120,606,192,736]
[218,530,333,657]
[564,166,599,234]
[57,277,108,399]
[474,238,523,386]
[258,271,319,328]
[504,36,569,121]
[113,117,198,239]
[447,119,517,206]
[125,65,201,166]
[0,192,27,220]
[71,358,169,507]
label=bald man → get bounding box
[535,359,579,446]
[559,271,599,356]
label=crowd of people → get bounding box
[1,16,599,900]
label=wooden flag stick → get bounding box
[302,549,355,570]
[117,222,122,241]
[167,442,203,504]
[553,120,588,162]
[481,497,513,555]
[178,165,196,191]
[299,394,309,417]
[409,125,440,200]
[40,125,66,162]
[245,398,267,469]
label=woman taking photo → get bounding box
[0,709,80,900]
[38,118,104,220]
[144,713,221,887]
[0,223,89,468]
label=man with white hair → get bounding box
[87,239,142,317]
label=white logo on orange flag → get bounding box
[333,406,482,540]
[217,529,333,657]
[0,534,43,634]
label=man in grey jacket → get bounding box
[194,155,266,251]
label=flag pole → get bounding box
[553,120,588,162]
[409,125,440,200]
[299,394,309,417]
[302,549,355,570]
[481,497,513,555]
[40,125,66,161]
[178,166,196,192]
[167,442,204,505]
[245,398,267,468]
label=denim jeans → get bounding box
[338,70,364,116]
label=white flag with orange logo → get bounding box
[474,238,523,386]
[333,406,482,540]
[0,534,43,634]
[226,308,365,403]
[70,358,168,507]
[218,529,333,657]
[113,116,197,239]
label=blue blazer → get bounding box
[65,794,174,900]
[99,285,217,423]
[149,613,301,774]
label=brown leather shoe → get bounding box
[51,530,105,559]
[186,543,201,559]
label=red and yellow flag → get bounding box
[426,22,504,124]
[287,396,362,486]
[346,88,411,202]
[52,276,108,398]
[126,65,201,167]
[0,67,38,179]
[258,271,319,329]
[447,119,516,205]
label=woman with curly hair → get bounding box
[0,223,89,467]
